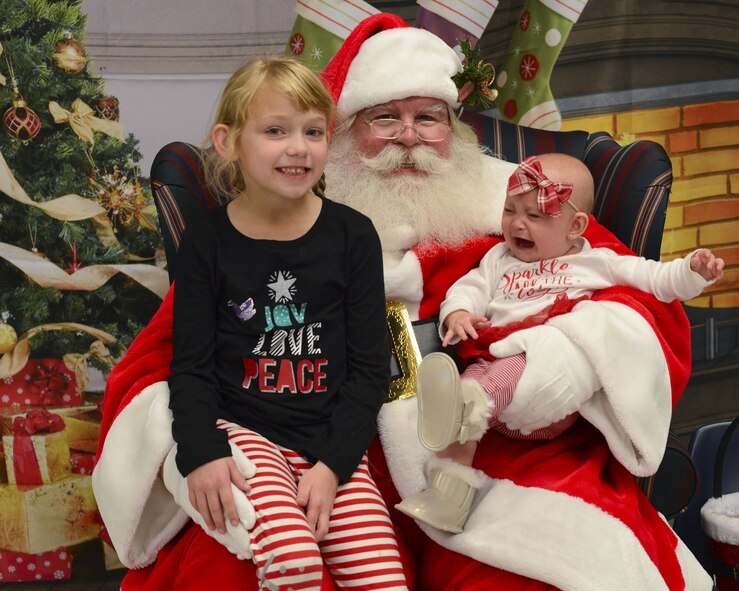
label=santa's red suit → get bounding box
[93,13,711,591]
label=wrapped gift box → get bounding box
[0,547,71,582]
[0,359,80,409]
[3,430,70,485]
[0,474,100,554]
[70,451,96,475]
[3,409,70,486]
[61,408,101,453]
[1,402,98,436]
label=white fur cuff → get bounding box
[701,492,739,545]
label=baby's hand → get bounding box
[442,310,491,347]
[187,456,251,534]
[690,249,724,282]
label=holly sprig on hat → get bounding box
[452,38,498,112]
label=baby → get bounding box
[396,153,724,534]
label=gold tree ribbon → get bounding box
[0,149,118,247]
[63,339,118,391]
[48,99,125,146]
[0,242,169,299]
[0,322,117,380]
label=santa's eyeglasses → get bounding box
[362,118,451,142]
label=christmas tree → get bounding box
[0,0,167,382]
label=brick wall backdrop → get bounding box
[561,99,739,309]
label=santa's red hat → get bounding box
[321,13,463,117]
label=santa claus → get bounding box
[93,12,711,591]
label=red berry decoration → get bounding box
[3,97,41,143]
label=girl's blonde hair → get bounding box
[203,57,334,203]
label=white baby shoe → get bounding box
[396,458,483,533]
[416,352,492,451]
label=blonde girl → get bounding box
[168,57,408,590]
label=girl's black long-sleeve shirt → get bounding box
[169,198,389,483]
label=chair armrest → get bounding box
[637,431,697,520]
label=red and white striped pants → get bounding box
[217,420,408,591]
[461,353,578,440]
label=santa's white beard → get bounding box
[325,134,494,252]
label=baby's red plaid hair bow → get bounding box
[507,156,576,217]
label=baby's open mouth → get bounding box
[515,238,534,248]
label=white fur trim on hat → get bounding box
[338,27,463,117]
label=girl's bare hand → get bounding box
[187,457,251,533]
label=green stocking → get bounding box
[495,0,589,130]
[284,2,379,73]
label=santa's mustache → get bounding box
[359,144,453,175]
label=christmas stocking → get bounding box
[415,0,499,48]
[495,0,589,130]
[284,0,379,72]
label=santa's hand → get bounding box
[163,442,256,560]
[489,325,600,434]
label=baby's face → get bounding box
[501,190,579,263]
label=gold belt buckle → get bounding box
[386,300,422,403]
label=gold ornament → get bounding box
[95,96,120,121]
[0,322,18,355]
[3,95,41,143]
[53,36,87,74]
[3,65,40,143]
[90,167,157,230]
